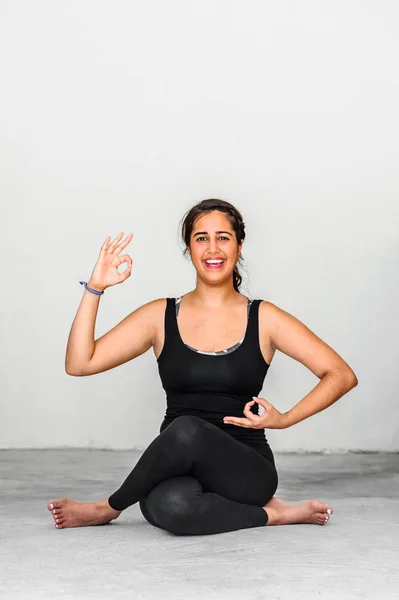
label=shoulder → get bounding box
[258,300,290,349]
[258,299,295,324]
[144,297,177,330]
[258,299,279,316]
[143,297,168,317]
[131,298,168,325]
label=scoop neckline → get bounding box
[174,295,253,356]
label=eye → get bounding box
[196,236,229,242]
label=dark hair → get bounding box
[180,198,246,292]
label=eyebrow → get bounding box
[193,231,232,237]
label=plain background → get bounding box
[1,0,398,452]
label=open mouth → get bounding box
[203,259,225,269]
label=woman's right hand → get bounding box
[88,232,133,292]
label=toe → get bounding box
[50,498,66,510]
[54,498,67,508]
[316,512,328,525]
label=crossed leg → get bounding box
[47,416,333,533]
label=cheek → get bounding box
[190,251,201,262]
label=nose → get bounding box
[206,236,220,254]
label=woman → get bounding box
[48,198,358,534]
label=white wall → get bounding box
[1,0,398,451]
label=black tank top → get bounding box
[157,297,274,461]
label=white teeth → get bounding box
[205,260,224,264]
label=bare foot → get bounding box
[47,498,122,529]
[263,496,333,526]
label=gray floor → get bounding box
[1,450,398,600]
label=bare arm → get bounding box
[261,301,358,428]
[65,231,163,376]
[65,286,164,376]
[65,280,102,374]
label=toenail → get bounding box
[327,509,332,515]
[50,504,54,510]
[52,509,56,514]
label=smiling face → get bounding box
[187,211,243,284]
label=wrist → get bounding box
[87,280,106,293]
[281,411,293,429]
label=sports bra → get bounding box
[175,295,253,355]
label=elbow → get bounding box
[65,369,77,376]
[327,368,358,389]
[344,369,358,389]
[65,366,84,377]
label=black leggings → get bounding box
[108,415,278,535]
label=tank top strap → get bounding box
[164,297,179,342]
[245,298,262,345]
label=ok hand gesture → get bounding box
[223,397,288,430]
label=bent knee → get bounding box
[166,415,206,445]
[141,478,199,534]
[160,492,197,535]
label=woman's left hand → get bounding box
[223,397,289,430]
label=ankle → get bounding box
[263,506,279,526]
[97,499,121,519]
